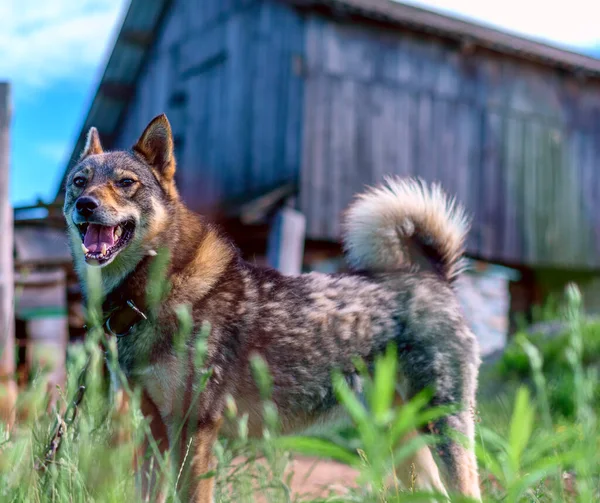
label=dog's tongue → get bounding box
[84,224,116,252]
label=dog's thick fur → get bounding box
[63,114,481,502]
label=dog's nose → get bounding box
[75,196,99,218]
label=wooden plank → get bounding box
[129,60,153,141]
[272,2,304,186]
[538,124,577,267]
[429,96,443,183]
[523,120,540,264]
[329,78,357,238]
[208,64,225,202]
[178,77,195,203]
[319,78,335,237]
[459,105,483,255]
[579,132,595,266]
[502,116,523,263]
[148,53,170,119]
[566,131,582,264]
[300,18,329,238]
[203,66,218,203]
[188,0,210,32]
[395,90,414,177]
[480,111,503,259]
[593,126,600,264]
[300,73,321,236]
[180,73,207,206]
[453,103,472,216]
[353,81,373,194]
[223,9,247,192]
[416,91,433,181]
[283,7,305,182]
[536,125,552,265]
[197,70,211,205]
[241,7,259,193]
[274,4,290,186]
[266,4,285,189]
[0,82,16,428]
[438,98,457,195]
[299,18,317,236]
[369,84,393,186]
[250,4,276,192]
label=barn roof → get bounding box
[294,0,600,71]
[55,0,600,200]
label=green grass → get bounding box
[1,279,599,502]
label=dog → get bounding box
[63,113,482,502]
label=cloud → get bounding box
[401,0,600,50]
[0,0,127,91]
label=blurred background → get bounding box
[1,0,600,432]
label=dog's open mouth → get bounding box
[76,221,135,264]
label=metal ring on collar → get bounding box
[105,315,132,338]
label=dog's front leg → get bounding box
[136,391,170,503]
[177,417,222,503]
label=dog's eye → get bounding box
[117,178,136,188]
[73,176,86,188]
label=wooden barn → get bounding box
[41,0,600,376]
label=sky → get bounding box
[3,0,600,206]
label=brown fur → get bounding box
[63,114,482,502]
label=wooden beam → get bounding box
[460,37,476,56]
[0,82,16,429]
[287,0,600,77]
[98,81,136,101]
[13,201,63,213]
[238,183,297,225]
[120,29,154,48]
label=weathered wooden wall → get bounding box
[299,16,600,269]
[114,0,305,211]
[111,0,600,269]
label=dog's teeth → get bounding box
[101,243,108,256]
[81,243,89,254]
[115,226,123,239]
[147,249,157,256]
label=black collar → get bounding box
[83,269,150,338]
[83,298,147,338]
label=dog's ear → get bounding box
[133,114,175,182]
[80,127,103,159]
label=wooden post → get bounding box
[0,82,16,429]
[14,269,68,412]
[266,199,306,276]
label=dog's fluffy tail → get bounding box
[342,176,470,283]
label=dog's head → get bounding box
[63,114,177,281]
